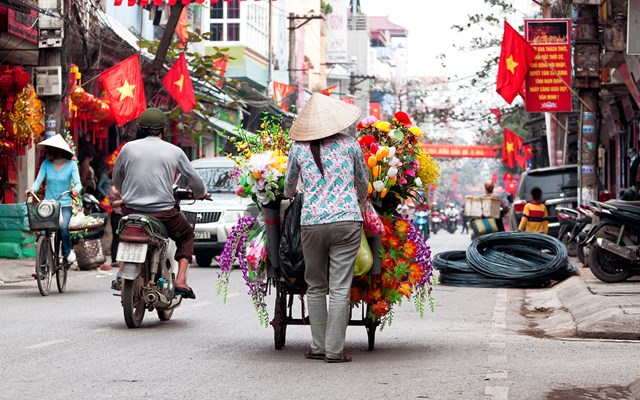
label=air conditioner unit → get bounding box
[34,66,62,96]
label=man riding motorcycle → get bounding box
[112,108,208,299]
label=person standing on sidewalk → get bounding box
[284,93,369,363]
[518,186,548,234]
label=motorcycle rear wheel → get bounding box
[588,245,632,283]
[123,275,146,328]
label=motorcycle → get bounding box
[556,205,592,258]
[445,211,458,234]
[582,200,640,282]
[414,208,430,239]
[430,210,442,235]
[115,188,205,328]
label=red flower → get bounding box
[371,300,390,318]
[370,142,379,154]
[358,135,377,148]
[409,263,424,284]
[394,111,412,125]
[398,281,413,298]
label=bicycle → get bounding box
[26,190,72,296]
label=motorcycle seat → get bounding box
[124,214,169,238]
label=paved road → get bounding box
[1,230,639,399]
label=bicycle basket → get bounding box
[27,200,60,230]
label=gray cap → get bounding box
[138,107,167,129]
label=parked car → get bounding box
[509,164,578,237]
[177,157,259,268]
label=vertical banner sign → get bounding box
[525,19,572,113]
[326,0,348,63]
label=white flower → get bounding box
[389,156,401,167]
[414,177,422,187]
[372,180,385,192]
[388,147,396,158]
[387,167,398,178]
[248,151,274,172]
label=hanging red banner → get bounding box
[115,0,275,5]
[422,144,499,159]
[524,19,572,113]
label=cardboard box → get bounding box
[464,196,501,219]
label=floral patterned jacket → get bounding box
[284,134,369,226]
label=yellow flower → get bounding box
[271,155,287,173]
[376,146,389,161]
[368,182,373,194]
[374,121,391,132]
[367,155,378,168]
[381,188,388,198]
[372,165,381,178]
[409,126,423,137]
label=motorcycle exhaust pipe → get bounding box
[596,238,638,261]
[144,290,171,307]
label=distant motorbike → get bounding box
[414,209,429,239]
[582,200,640,282]
[116,188,207,328]
[430,210,442,235]
[444,211,458,234]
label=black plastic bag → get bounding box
[279,194,307,291]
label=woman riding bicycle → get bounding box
[25,134,82,264]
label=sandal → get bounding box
[304,350,325,360]
[111,274,121,291]
[175,286,196,299]
[325,354,352,363]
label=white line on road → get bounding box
[24,339,70,349]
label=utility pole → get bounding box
[287,13,324,107]
[573,2,601,203]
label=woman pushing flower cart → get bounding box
[217,93,441,359]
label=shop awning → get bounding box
[114,0,275,5]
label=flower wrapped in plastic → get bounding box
[229,114,291,207]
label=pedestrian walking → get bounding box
[283,93,369,363]
[518,186,548,234]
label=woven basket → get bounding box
[73,238,106,270]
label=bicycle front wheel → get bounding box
[56,264,67,293]
[35,235,53,296]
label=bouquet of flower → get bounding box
[229,114,291,207]
[351,214,435,327]
[357,111,441,210]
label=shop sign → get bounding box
[422,144,499,159]
[524,19,572,113]
[7,6,38,44]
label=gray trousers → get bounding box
[301,221,361,359]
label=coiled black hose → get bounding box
[434,232,579,288]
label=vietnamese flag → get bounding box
[517,144,533,168]
[370,102,381,119]
[321,85,337,96]
[496,21,537,104]
[212,54,228,88]
[502,128,524,169]
[100,54,146,126]
[162,52,197,112]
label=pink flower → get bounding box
[405,168,416,177]
[361,115,379,126]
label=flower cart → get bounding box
[217,111,440,350]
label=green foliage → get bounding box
[320,0,333,15]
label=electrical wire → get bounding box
[434,232,579,288]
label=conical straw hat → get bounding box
[288,93,362,141]
[36,134,74,157]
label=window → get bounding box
[227,0,240,19]
[227,23,240,41]
[210,23,223,41]
[210,2,223,19]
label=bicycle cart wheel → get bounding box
[55,266,67,293]
[55,235,67,293]
[271,283,287,350]
[35,236,53,296]
[122,274,146,328]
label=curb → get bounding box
[554,275,640,341]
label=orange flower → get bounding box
[403,241,417,258]
[381,188,388,198]
[371,300,390,318]
[368,182,373,194]
[409,263,424,284]
[398,281,413,298]
[395,219,409,235]
[388,235,400,248]
[381,272,397,288]
[367,155,377,168]
[350,286,362,303]
[381,256,395,271]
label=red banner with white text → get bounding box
[422,144,500,159]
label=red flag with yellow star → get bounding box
[100,54,146,126]
[496,21,537,105]
[502,128,524,169]
[162,52,196,112]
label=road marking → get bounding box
[485,289,509,399]
[24,339,70,349]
